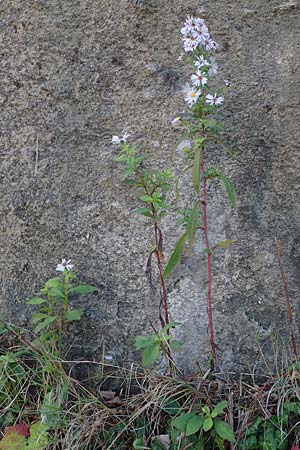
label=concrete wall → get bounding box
[1,0,300,372]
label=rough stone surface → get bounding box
[1,0,300,373]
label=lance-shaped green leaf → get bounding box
[162,321,181,332]
[70,285,97,294]
[163,233,187,279]
[185,201,200,256]
[139,195,154,203]
[26,297,46,305]
[31,313,52,323]
[212,240,234,250]
[192,147,202,193]
[34,316,57,333]
[64,309,83,321]
[219,175,237,208]
[135,207,153,218]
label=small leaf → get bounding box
[214,420,235,442]
[186,414,204,436]
[192,148,202,193]
[202,406,210,415]
[34,316,57,333]
[0,431,26,450]
[5,424,29,437]
[142,342,160,368]
[135,335,155,350]
[139,195,154,203]
[185,201,200,255]
[163,233,187,279]
[31,313,51,323]
[48,287,65,299]
[70,285,97,294]
[213,240,234,250]
[44,277,61,288]
[123,178,137,185]
[203,416,213,432]
[171,413,193,432]
[133,438,148,449]
[64,309,83,321]
[211,400,228,417]
[26,297,46,305]
[219,175,237,208]
[162,321,181,333]
[135,207,153,218]
[160,398,181,416]
[122,168,134,180]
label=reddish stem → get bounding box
[201,118,217,369]
[275,239,298,360]
[140,178,174,375]
[154,221,174,376]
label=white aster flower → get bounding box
[183,84,201,107]
[208,57,218,76]
[111,130,130,145]
[210,40,218,50]
[112,135,122,145]
[205,93,224,106]
[195,28,209,42]
[201,36,217,51]
[191,70,208,87]
[122,130,130,142]
[171,117,181,126]
[181,24,193,36]
[194,18,207,30]
[184,15,195,27]
[194,55,209,69]
[56,259,74,272]
[183,37,198,52]
[176,139,192,158]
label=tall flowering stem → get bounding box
[165,16,237,369]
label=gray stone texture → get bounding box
[1,0,300,373]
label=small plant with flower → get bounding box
[112,131,181,375]
[26,259,97,355]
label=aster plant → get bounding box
[164,16,237,368]
[26,260,97,356]
[112,131,181,375]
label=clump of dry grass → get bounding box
[2,325,300,450]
